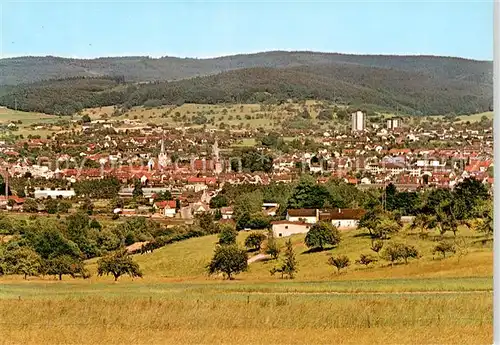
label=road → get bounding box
[247,253,269,264]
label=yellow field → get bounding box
[0,291,492,345]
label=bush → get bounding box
[244,232,266,251]
[433,241,456,258]
[328,255,350,274]
[355,253,378,267]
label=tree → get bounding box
[23,198,38,213]
[233,190,263,230]
[399,244,419,264]
[196,212,217,234]
[244,232,266,251]
[355,253,378,267]
[328,255,350,274]
[218,224,238,245]
[81,114,91,123]
[97,250,143,281]
[270,239,297,279]
[317,109,333,121]
[132,180,143,198]
[33,228,82,260]
[433,241,456,259]
[45,255,89,280]
[4,247,42,279]
[382,242,419,266]
[453,178,489,220]
[265,229,281,260]
[89,218,102,230]
[209,194,228,209]
[305,222,341,250]
[44,198,59,214]
[57,200,72,213]
[373,217,401,239]
[410,214,437,234]
[154,190,172,201]
[382,242,403,266]
[207,244,248,280]
[287,176,333,209]
[80,198,94,215]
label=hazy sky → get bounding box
[1,1,494,60]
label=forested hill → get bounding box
[0,62,492,116]
[0,51,493,86]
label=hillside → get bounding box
[0,51,492,86]
[82,228,493,282]
[0,62,493,116]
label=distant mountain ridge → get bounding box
[0,51,493,86]
[0,51,493,116]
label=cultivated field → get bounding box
[0,226,492,345]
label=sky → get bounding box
[0,1,494,60]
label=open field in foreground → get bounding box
[0,280,493,345]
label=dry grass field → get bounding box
[0,226,493,345]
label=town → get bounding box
[0,3,494,342]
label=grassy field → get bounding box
[0,282,492,345]
[0,226,493,344]
[457,111,493,123]
[0,108,68,137]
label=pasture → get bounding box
[0,108,69,138]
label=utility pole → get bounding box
[14,97,17,111]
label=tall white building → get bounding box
[351,110,366,132]
[387,117,401,130]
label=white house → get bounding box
[286,209,318,224]
[34,189,75,199]
[271,221,311,237]
[319,208,366,229]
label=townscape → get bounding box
[0,3,494,343]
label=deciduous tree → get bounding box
[97,250,143,281]
[305,222,341,250]
[207,244,248,280]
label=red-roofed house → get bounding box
[154,199,177,217]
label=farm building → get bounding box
[271,221,311,237]
[286,209,318,224]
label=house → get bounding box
[262,202,279,216]
[271,220,311,237]
[191,202,210,216]
[319,208,366,229]
[0,195,25,210]
[154,200,177,217]
[286,209,318,224]
[221,206,234,219]
[33,188,76,199]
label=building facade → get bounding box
[351,110,366,132]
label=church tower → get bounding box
[158,133,169,170]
